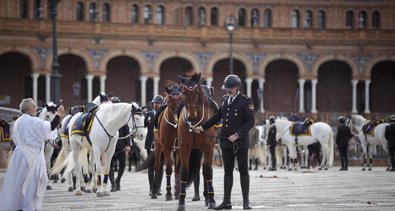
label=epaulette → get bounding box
[241,94,251,99]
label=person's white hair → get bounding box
[19,98,35,113]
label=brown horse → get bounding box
[176,72,217,211]
[151,82,183,201]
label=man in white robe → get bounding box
[0,98,64,211]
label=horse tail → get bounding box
[328,128,334,167]
[186,148,202,187]
[49,147,67,176]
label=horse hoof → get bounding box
[80,186,85,191]
[362,168,366,171]
[176,205,185,211]
[103,191,110,196]
[61,178,66,183]
[68,187,73,192]
[96,192,103,197]
[165,193,173,201]
[75,190,82,196]
[324,167,328,170]
[151,193,157,199]
[318,167,322,170]
[84,189,92,193]
[368,168,372,171]
[208,202,216,209]
[46,185,52,190]
[92,187,98,193]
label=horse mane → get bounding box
[351,115,367,127]
[99,103,131,125]
[92,95,101,105]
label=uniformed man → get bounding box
[267,116,277,171]
[384,114,395,171]
[195,74,255,210]
[145,95,164,196]
[336,116,353,170]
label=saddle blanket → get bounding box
[290,123,312,136]
[71,112,95,136]
[0,125,11,141]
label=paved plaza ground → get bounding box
[1,166,394,211]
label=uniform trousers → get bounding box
[222,148,249,177]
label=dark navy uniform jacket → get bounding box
[385,123,395,147]
[202,94,255,150]
[144,110,155,150]
[336,124,353,147]
[115,124,131,152]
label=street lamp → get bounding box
[72,81,81,105]
[50,0,62,104]
[225,14,237,75]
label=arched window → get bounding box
[359,11,367,28]
[346,11,354,29]
[264,9,272,28]
[251,8,259,27]
[156,5,165,24]
[131,4,139,23]
[89,2,98,22]
[102,3,110,22]
[33,0,43,19]
[317,10,325,29]
[292,10,300,28]
[144,5,152,24]
[372,11,380,29]
[198,7,206,26]
[20,0,28,18]
[184,6,193,26]
[238,8,246,26]
[76,2,84,21]
[210,7,218,26]
[304,10,312,28]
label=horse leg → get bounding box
[93,150,104,197]
[71,145,83,195]
[174,151,181,200]
[151,146,163,199]
[368,145,373,171]
[203,163,216,209]
[177,149,189,211]
[44,144,54,190]
[164,149,173,201]
[102,148,115,196]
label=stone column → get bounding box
[245,78,253,97]
[86,74,94,102]
[206,77,213,88]
[140,76,148,106]
[46,74,51,103]
[311,79,317,114]
[100,75,106,94]
[351,79,358,113]
[32,73,39,103]
[259,79,265,113]
[298,79,305,113]
[364,79,371,114]
[153,76,160,97]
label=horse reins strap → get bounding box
[94,113,115,152]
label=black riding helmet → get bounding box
[338,116,346,124]
[221,74,241,90]
[111,96,120,103]
[151,95,164,104]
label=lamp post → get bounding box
[72,81,81,105]
[225,14,237,75]
[50,0,62,104]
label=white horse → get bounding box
[347,115,390,170]
[256,125,269,170]
[266,119,334,170]
[52,102,147,197]
[38,102,60,189]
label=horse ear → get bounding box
[210,87,214,96]
[165,86,171,94]
[193,72,201,83]
[177,75,188,84]
[44,102,50,110]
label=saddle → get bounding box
[71,107,98,137]
[0,118,11,142]
[61,106,86,139]
[362,120,383,136]
[69,105,85,115]
[290,119,313,136]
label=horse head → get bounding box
[165,81,182,117]
[40,102,58,121]
[348,115,367,134]
[178,72,204,123]
[129,102,147,141]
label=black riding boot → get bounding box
[254,158,258,170]
[307,157,311,169]
[240,176,252,210]
[214,176,233,210]
[344,156,349,170]
[248,159,252,170]
[148,168,154,196]
[339,157,344,170]
[157,167,164,195]
[192,174,200,201]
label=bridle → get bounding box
[182,84,206,131]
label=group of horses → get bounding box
[1,72,394,211]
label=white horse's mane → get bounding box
[99,103,132,125]
[92,95,101,105]
[351,115,367,127]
